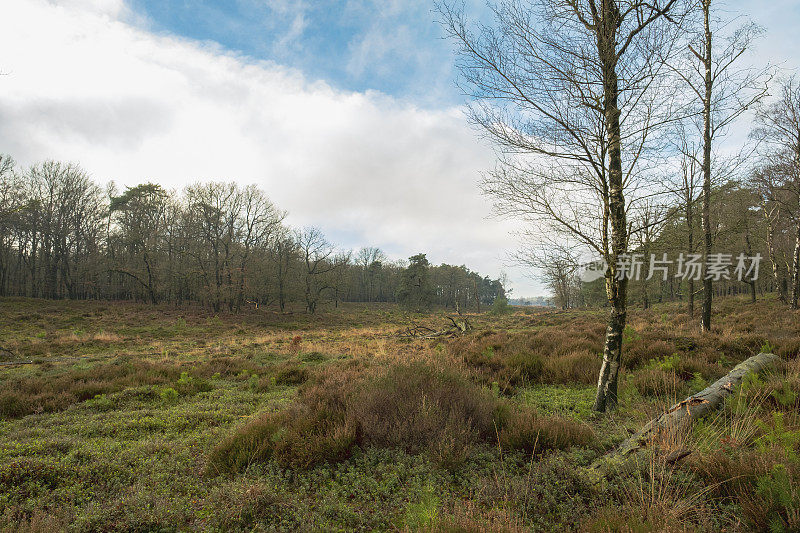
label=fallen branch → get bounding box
[394,314,471,339]
[590,352,784,479]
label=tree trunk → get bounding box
[792,214,800,309]
[686,192,695,316]
[700,0,713,332]
[764,204,786,302]
[594,0,628,413]
[745,224,756,303]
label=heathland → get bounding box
[1,297,798,531]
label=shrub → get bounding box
[86,393,115,412]
[0,391,29,419]
[689,447,800,532]
[274,364,308,386]
[489,297,513,315]
[630,367,687,399]
[272,404,356,469]
[498,406,595,454]
[542,350,599,385]
[174,371,212,396]
[755,463,800,532]
[159,387,179,402]
[301,351,326,363]
[207,411,286,474]
[623,339,674,370]
[209,363,363,473]
[507,351,544,383]
[349,363,496,465]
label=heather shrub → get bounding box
[274,363,308,385]
[349,363,497,465]
[542,350,599,385]
[0,391,29,419]
[272,403,356,469]
[498,405,595,454]
[507,351,544,383]
[207,411,286,474]
[630,367,687,399]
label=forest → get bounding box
[0,159,506,313]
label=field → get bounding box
[1,297,799,532]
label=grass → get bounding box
[0,296,798,531]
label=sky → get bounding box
[2,0,799,297]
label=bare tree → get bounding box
[438,0,683,411]
[629,200,673,309]
[516,241,582,309]
[0,155,19,296]
[671,133,702,315]
[296,227,348,314]
[669,0,771,330]
[750,163,791,302]
[752,77,800,308]
[233,186,285,311]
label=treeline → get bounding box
[0,156,505,312]
[544,180,797,311]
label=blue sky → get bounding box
[127,0,472,107]
[125,0,800,101]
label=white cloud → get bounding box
[1,0,539,294]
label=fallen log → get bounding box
[394,313,471,339]
[590,352,784,479]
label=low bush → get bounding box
[0,391,29,418]
[274,363,308,385]
[542,350,599,385]
[498,406,595,454]
[210,361,500,471]
[630,367,688,399]
[349,363,496,461]
[452,329,603,389]
[507,351,544,383]
[174,371,212,396]
[207,411,286,474]
[272,403,356,469]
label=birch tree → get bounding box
[752,77,800,309]
[670,0,770,330]
[438,0,683,411]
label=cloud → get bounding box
[1,0,536,293]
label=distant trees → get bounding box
[0,155,19,296]
[15,162,105,300]
[0,157,507,313]
[752,77,800,308]
[109,183,170,304]
[297,227,347,314]
[355,247,385,303]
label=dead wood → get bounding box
[395,313,471,339]
[590,352,784,479]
